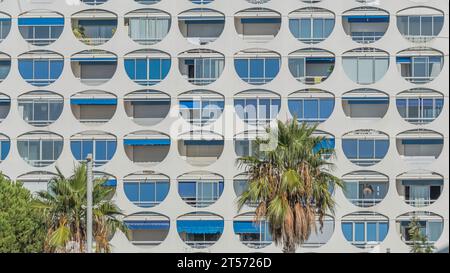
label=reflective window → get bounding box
[342,130,389,166]
[125,9,171,45]
[17,132,63,167]
[289,8,334,44]
[18,51,64,86]
[18,91,64,126]
[124,176,169,208]
[124,50,171,86]
[70,132,117,167]
[19,12,64,46]
[235,53,280,85]
[342,49,389,84]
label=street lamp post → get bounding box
[86,153,93,253]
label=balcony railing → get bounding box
[26,159,56,167]
[78,118,111,124]
[241,240,272,248]
[348,198,384,207]
[79,78,112,85]
[131,201,161,208]
[351,32,384,43]
[23,78,58,86]
[403,76,436,84]
[182,198,219,207]
[78,37,111,46]
[130,240,164,247]
[187,37,218,45]
[24,38,58,46]
[405,199,436,207]
[185,241,217,248]
[351,241,381,249]
[349,158,382,166]
[186,77,218,85]
[297,76,329,84]
[26,119,58,126]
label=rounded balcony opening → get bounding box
[124,90,170,126]
[18,10,64,46]
[234,130,268,158]
[288,48,335,85]
[342,129,389,167]
[70,49,117,86]
[288,89,335,123]
[0,52,10,83]
[342,211,389,249]
[17,171,56,193]
[17,131,63,167]
[303,215,335,248]
[234,89,281,126]
[178,49,225,86]
[0,133,10,163]
[233,173,259,208]
[18,90,64,127]
[177,130,224,167]
[396,48,443,84]
[288,7,335,44]
[177,212,224,249]
[18,50,63,87]
[70,131,117,167]
[396,88,444,125]
[94,171,117,198]
[124,212,170,249]
[179,90,224,126]
[233,212,272,249]
[125,9,171,45]
[179,8,225,46]
[178,171,224,208]
[234,49,281,85]
[343,171,389,208]
[396,170,443,208]
[123,171,170,208]
[71,90,117,125]
[397,7,444,43]
[396,211,443,246]
[312,130,336,160]
[342,7,389,44]
[71,9,117,46]
[81,0,109,5]
[342,89,389,119]
[396,129,443,163]
[342,48,389,85]
[0,12,11,43]
[0,93,11,123]
[124,49,171,86]
[124,130,170,166]
[234,8,281,43]
[135,0,161,5]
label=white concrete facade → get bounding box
[0,0,448,253]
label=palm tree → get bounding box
[32,164,126,253]
[408,217,435,253]
[236,119,343,253]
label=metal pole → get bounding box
[86,154,93,253]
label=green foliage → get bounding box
[0,174,46,253]
[32,164,127,253]
[408,217,435,253]
[236,119,343,253]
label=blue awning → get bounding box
[184,140,224,146]
[0,18,11,22]
[401,180,443,186]
[177,220,224,234]
[396,57,412,64]
[18,17,64,26]
[125,220,170,230]
[70,98,117,105]
[402,139,443,145]
[0,99,10,104]
[124,139,170,146]
[71,58,117,62]
[344,15,389,23]
[103,179,117,187]
[233,221,265,234]
[305,57,335,63]
[241,18,281,24]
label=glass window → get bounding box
[235,57,280,84]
